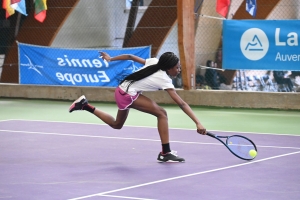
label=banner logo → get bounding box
[123,61,140,73]
[20,55,44,76]
[240,28,269,61]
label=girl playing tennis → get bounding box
[69,52,206,162]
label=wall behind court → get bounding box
[0,84,299,110]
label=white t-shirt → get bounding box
[119,58,174,96]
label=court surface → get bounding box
[1,119,300,200]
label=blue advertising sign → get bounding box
[223,20,300,71]
[18,43,151,86]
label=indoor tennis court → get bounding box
[0,99,299,200]
[1,1,300,199]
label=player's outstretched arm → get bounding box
[99,52,146,65]
[165,88,207,135]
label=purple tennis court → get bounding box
[1,120,300,200]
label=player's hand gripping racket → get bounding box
[206,132,257,161]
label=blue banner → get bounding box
[223,20,300,71]
[18,43,151,86]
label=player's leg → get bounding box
[130,94,169,143]
[69,95,129,129]
[129,94,185,162]
[93,108,129,129]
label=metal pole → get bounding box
[14,13,22,37]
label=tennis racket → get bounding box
[206,132,257,161]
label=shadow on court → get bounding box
[0,120,300,200]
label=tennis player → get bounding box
[69,52,206,162]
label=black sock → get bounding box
[83,104,95,113]
[162,143,171,154]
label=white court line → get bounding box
[69,151,300,200]
[1,119,300,137]
[0,119,15,122]
[1,129,300,150]
[100,194,157,200]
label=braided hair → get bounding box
[120,52,179,91]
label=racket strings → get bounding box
[227,136,256,159]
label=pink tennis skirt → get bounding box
[115,87,140,110]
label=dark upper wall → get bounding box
[1,1,79,83]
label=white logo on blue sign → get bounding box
[20,55,44,76]
[123,61,140,73]
[240,28,269,61]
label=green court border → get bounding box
[1,98,299,135]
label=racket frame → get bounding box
[207,132,257,161]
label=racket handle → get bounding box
[206,132,216,137]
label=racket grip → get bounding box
[206,132,216,137]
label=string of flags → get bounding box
[3,0,257,23]
[216,0,257,18]
[2,0,47,23]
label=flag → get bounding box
[2,0,15,19]
[246,0,257,17]
[11,0,20,3]
[216,0,230,18]
[34,0,47,23]
[11,0,27,16]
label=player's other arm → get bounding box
[165,88,206,135]
[100,52,146,65]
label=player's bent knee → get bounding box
[110,123,124,130]
[157,107,168,118]
[112,125,123,129]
